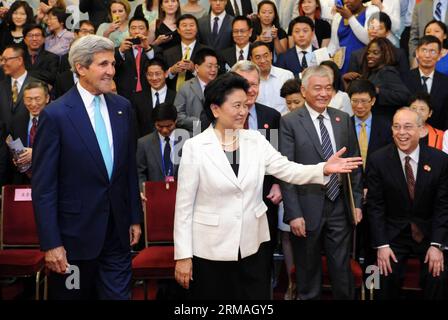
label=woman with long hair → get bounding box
[0,1,34,52]
[149,0,181,51]
[96,0,131,47]
[134,0,159,26]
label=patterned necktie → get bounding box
[155,91,160,108]
[29,117,38,147]
[318,114,340,201]
[12,80,18,105]
[176,46,191,91]
[301,51,308,69]
[435,1,442,21]
[358,122,368,169]
[163,136,173,176]
[404,156,415,201]
[233,0,241,15]
[93,96,113,179]
[421,76,429,93]
[213,16,219,36]
[238,49,244,61]
[135,46,143,92]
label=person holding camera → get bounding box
[115,16,161,100]
[96,0,131,48]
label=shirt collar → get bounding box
[11,70,27,86]
[305,102,329,120]
[197,78,207,92]
[181,40,196,51]
[236,43,250,52]
[296,44,313,54]
[77,82,105,109]
[55,29,68,39]
[151,85,167,96]
[158,130,175,143]
[354,113,372,127]
[211,11,226,21]
[397,145,420,164]
[418,69,435,79]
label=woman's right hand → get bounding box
[153,34,172,46]
[175,258,193,289]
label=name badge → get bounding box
[165,176,175,189]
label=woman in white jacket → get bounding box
[174,72,362,299]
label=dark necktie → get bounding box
[435,1,442,21]
[238,49,244,61]
[405,156,424,242]
[135,46,143,92]
[233,0,241,15]
[301,51,308,69]
[318,114,340,201]
[163,136,173,176]
[31,54,37,65]
[29,117,38,147]
[213,17,219,36]
[155,92,160,108]
[244,112,249,129]
[421,76,429,93]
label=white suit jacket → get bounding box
[174,127,326,261]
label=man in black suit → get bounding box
[131,59,176,138]
[402,35,448,131]
[164,14,208,91]
[115,17,161,100]
[225,0,253,17]
[367,107,448,300]
[9,81,49,185]
[0,45,36,131]
[198,0,234,51]
[220,16,252,69]
[23,24,59,87]
[347,12,409,76]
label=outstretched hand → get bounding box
[323,147,363,175]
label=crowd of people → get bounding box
[1,0,448,301]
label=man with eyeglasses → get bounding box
[198,0,234,51]
[174,48,219,133]
[23,24,59,87]
[367,107,448,300]
[220,16,253,69]
[0,44,36,132]
[403,35,448,130]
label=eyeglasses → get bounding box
[78,28,95,34]
[351,98,372,105]
[233,29,249,35]
[419,48,439,56]
[0,56,20,63]
[26,33,43,38]
[391,124,421,132]
[204,64,220,70]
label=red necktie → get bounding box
[29,117,38,147]
[31,54,37,65]
[135,46,143,92]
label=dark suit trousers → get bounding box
[290,195,354,300]
[377,226,447,300]
[48,215,132,300]
[190,242,271,300]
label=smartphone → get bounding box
[112,14,120,23]
[130,37,141,45]
[335,0,344,7]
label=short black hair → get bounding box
[23,81,50,96]
[23,24,45,38]
[280,78,301,98]
[203,73,250,122]
[48,7,69,26]
[3,44,25,59]
[424,19,448,48]
[347,79,377,98]
[368,12,392,32]
[417,35,442,51]
[250,41,272,55]
[232,15,253,29]
[145,58,168,72]
[289,16,315,32]
[192,48,218,66]
[128,16,149,30]
[409,91,433,111]
[79,20,96,32]
[153,103,177,122]
[176,14,199,29]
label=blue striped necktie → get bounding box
[318,114,340,201]
[93,96,113,179]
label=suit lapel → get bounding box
[150,132,163,174]
[328,109,342,151]
[105,94,124,181]
[191,78,204,102]
[387,147,410,202]
[430,72,441,95]
[298,108,325,160]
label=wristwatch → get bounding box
[431,243,443,251]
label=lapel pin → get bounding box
[335,116,341,122]
[118,111,123,115]
[424,165,431,172]
[264,123,269,129]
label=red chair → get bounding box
[132,181,177,299]
[0,185,45,300]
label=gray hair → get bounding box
[69,35,115,75]
[301,65,334,89]
[231,60,261,79]
[394,107,424,127]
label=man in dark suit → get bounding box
[276,16,317,77]
[0,45,36,131]
[32,35,142,300]
[348,12,409,76]
[220,16,253,69]
[9,81,49,185]
[22,24,59,87]
[402,35,448,131]
[225,0,253,17]
[280,65,363,300]
[367,107,448,300]
[131,58,176,138]
[163,14,208,91]
[115,17,161,100]
[198,0,234,51]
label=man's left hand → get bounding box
[129,224,141,246]
[354,208,362,225]
[267,183,282,205]
[425,246,444,277]
[16,148,32,165]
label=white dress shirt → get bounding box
[198,77,207,93]
[256,66,294,114]
[418,69,434,93]
[305,103,337,154]
[11,71,27,93]
[151,85,168,108]
[397,145,419,182]
[181,40,196,58]
[77,82,114,161]
[210,11,226,33]
[235,43,250,61]
[158,130,176,166]
[296,44,313,67]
